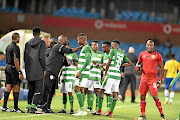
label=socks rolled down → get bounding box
[155,99,163,115]
[13,92,19,110]
[111,100,117,112]
[3,91,10,108]
[63,94,67,109]
[140,100,146,116]
[170,92,175,103]
[164,89,169,101]
[76,91,84,111]
[69,96,73,109]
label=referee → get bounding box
[42,35,83,113]
[1,33,24,113]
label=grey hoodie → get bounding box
[24,37,46,81]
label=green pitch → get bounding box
[0,90,179,120]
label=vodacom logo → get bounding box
[94,20,104,30]
[163,24,172,34]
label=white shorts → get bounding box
[85,80,101,91]
[74,78,88,88]
[101,76,120,94]
[59,82,73,93]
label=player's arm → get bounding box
[135,52,143,72]
[104,58,112,76]
[157,53,164,88]
[158,62,163,79]
[170,71,180,89]
[121,60,133,67]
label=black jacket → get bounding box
[24,37,46,81]
[46,43,73,76]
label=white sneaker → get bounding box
[72,111,87,116]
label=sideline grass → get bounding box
[0,90,179,120]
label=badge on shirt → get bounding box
[151,55,156,59]
[50,75,54,80]
[97,54,102,57]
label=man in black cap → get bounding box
[42,35,83,113]
[24,26,46,113]
[1,33,24,113]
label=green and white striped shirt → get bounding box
[107,49,130,80]
[88,51,103,81]
[77,44,92,78]
[61,53,78,82]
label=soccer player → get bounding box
[136,40,166,120]
[169,71,180,120]
[1,33,24,113]
[163,54,179,104]
[86,40,103,112]
[58,43,78,114]
[72,33,92,116]
[93,40,132,117]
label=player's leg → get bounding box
[130,74,136,103]
[27,81,35,112]
[136,80,148,120]
[86,89,93,111]
[2,84,12,112]
[120,75,130,101]
[11,84,24,113]
[94,80,101,112]
[169,78,176,104]
[58,82,67,113]
[150,82,166,120]
[72,77,85,115]
[68,92,74,114]
[2,66,13,112]
[164,78,170,104]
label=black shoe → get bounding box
[37,105,43,110]
[161,114,166,120]
[27,108,30,113]
[30,107,42,114]
[44,109,55,113]
[57,109,67,114]
[70,109,74,114]
[12,108,25,113]
[2,107,11,112]
[131,101,138,103]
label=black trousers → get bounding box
[43,71,58,110]
[28,80,43,105]
[121,74,136,102]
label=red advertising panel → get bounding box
[44,16,180,35]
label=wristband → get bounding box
[19,71,22,74]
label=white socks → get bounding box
[164,89,169,101]
[170,92,175,103]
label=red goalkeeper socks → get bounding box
[155,99,163,114]
[140,100,146,115]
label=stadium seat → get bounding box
[148,16,155,22]
[156,16,163,23]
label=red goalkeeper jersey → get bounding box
[138,50,163,80]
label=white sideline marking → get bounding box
[0,114,50,119]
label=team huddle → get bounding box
[4,26,180,120]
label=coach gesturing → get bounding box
[42,35,83,113]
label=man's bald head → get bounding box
[128,47,135,54]
[42,36,49,47]
[58,35,68,45]
[12,32,20,43]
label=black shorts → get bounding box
[5,65,21,85]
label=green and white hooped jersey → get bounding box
[88,51,103,81]
[61,53,78,83]
[77,44,92,78]
[102,52,110,70]
[107,49,130,80]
